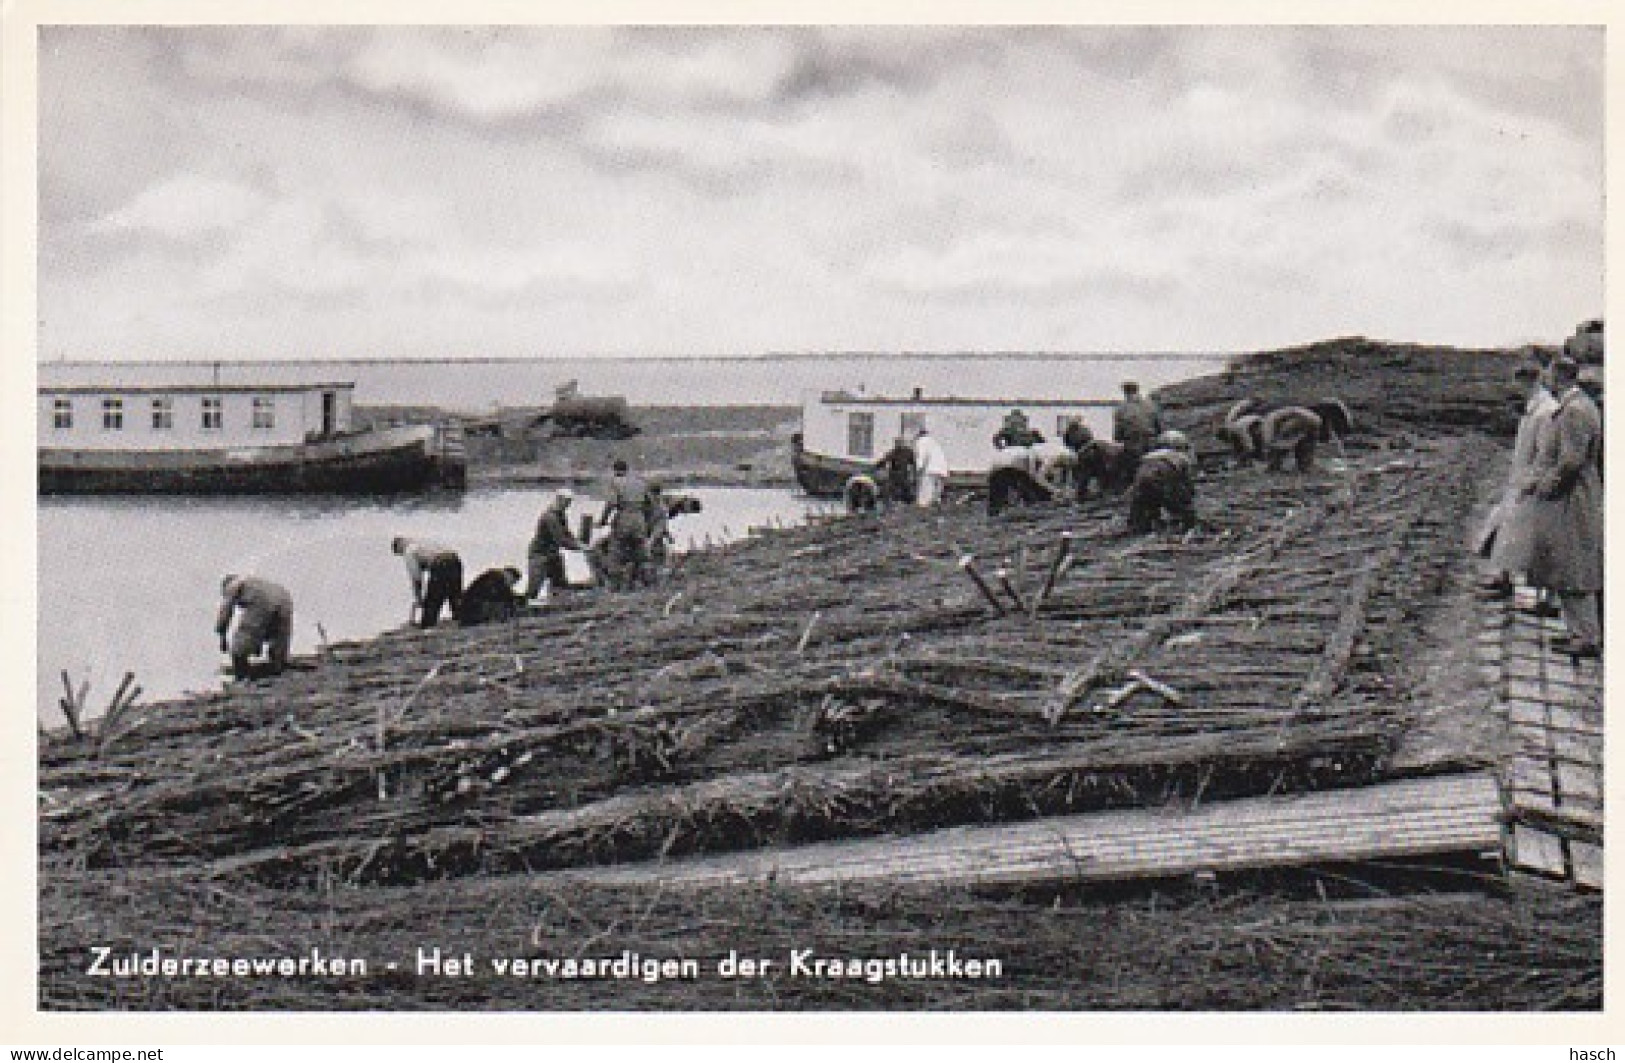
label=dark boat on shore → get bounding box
[40,423,465,494]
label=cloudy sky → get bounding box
[37,25,1603,360]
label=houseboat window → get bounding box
[151,397,174,431]
[847,411,875,458]
[899,412,926,440]
[101,398,123,431]
[252,397,276,431]
[201,397,223,432]
[52,398,73,430]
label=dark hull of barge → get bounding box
[39,425,465,494]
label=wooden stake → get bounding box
[59,670,82,738]
[1034,532,1074,614]
[995,568,1028,613]
[957,555,1006,616]
[796,610,822,654]
[1127,669,1185,705]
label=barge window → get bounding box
[151,397,174,431]
[201,397,223,432]
[101,398,123,431]
[847,412,875,458]
[899,412,925,440]
[252,397,276,431]
[52,398,72,430]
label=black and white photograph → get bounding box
[13,9,1609,1034]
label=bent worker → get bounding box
[1220,398,1267,466]
[986,441,1074,516]
[844,472,881,514]
[456,567,525,626]
[1063,420,1130,500]
[600,459,651,589]
[1260,406,1325,472]
[215,574,294,681]
[392,536,464,628]
[525,489,582,601]
[1112,381,1165,478]
[1128,430,1198,534]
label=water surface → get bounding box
[38,486,823,720]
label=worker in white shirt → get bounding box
[912,426,950,507]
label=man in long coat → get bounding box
[1474,363,1557,597]
[1525,356,1604,657]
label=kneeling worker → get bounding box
[457,567,525,626]
[215,574,294,681]
[1128,430,1198,534]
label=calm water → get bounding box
[39,354,1228,411]
[38,487,826,720]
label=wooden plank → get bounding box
[556,774,1502,891]
[1555,763,1604,805]
[1571,842,1604,890]
[1509,784,1603,819]
[1510,825,1568,878]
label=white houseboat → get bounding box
[791,388,1116,497]
[38,377,465,494]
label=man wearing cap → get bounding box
[1525,355,1604,658]
[525,489,583,601]
[215,574,294,680]
[392,536,464,628]
[1112,381,1164,477]
[600,459,652,589]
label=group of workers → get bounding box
[1474,350,1604,659]
[215,458,694,680]
[843,381,1205,535]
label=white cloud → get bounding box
[89,174,267,240]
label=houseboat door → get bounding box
[321,391,337,437]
